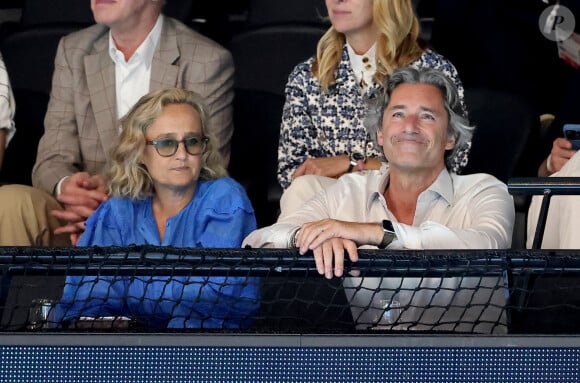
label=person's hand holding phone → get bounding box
[540,124,580,176]
[563,124,580,150]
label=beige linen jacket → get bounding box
[32,17,234,194]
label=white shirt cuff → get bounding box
[54,176,69,197]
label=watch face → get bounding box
[382,219,395,233]
[351,152,366,162]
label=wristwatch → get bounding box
[379,220,397,248]
[347,152,366,173]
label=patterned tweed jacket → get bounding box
[277,47,468,189]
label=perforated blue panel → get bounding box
[1,346,578,382]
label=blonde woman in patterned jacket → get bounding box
[278,0,468,217]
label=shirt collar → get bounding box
[108,14,163,67]
[366,166,455,210]
[428,169,455,206]
[346,41,376,77]
[366,164,390,210]
[334,44,381,95]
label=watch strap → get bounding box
[347,152,363,173]
[379,220,397,248]
[347,161,356,173]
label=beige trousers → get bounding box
[0,184,70,246]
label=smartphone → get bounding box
[563,124,580,150]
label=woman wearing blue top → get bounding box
[55,88,259,329]
[278,0,468,216]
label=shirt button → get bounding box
[367,141,374,149]
[319,133,327,141]
[362,57,369,63]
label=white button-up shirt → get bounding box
[246,167,514,250]
[109,15,163,120]
[346,42,376,94]
[527,150,580,249]
[244,167,514,333]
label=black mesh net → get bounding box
[1,246,580,334]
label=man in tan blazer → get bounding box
[0,0,234,245]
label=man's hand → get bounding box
[295,219,384,278]
[311,237,359,279]
[51,172,108,243]
[541,138,577,176]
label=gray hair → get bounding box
[364,67,473,169]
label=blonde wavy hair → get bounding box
[312,0,424,92]
[107,88,227,199]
